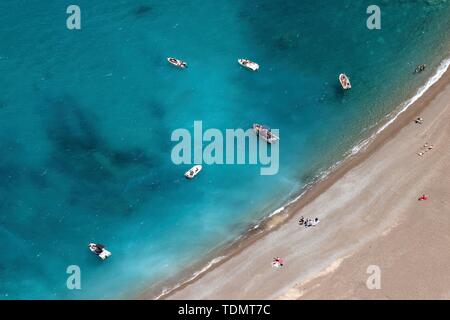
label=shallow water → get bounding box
[0,0,449,299]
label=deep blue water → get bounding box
[0,0,449,299]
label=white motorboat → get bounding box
[253,124,279,144]
[339,73,352,90]
[89,243,112,260]
[167,57,188,69]
[238,59,259,71]
[184,165,202,179]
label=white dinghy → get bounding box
[238,59,259,71]
[184,165,202,179]
[339,73,352,90]
[89,243,112,260]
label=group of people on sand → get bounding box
[415,64,427,73]
[270,216,322,269]
[417,142,434,156]
[272,257,284,268]
[271,216,321,269]
[272,109,432,272]
[298,216,320,228]
[414,115,432,202]
[415,117,424,124]
[414,117,435,156]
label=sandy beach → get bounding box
[140,64,450,300]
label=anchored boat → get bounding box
[185,165,202,179]
[167,57,188,69]
[253,124,279,144]
[339,73,352,90]
[89,243,112,260]
[238,59,259,71]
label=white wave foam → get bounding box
[155,255,227,300]
[268,206,285,217]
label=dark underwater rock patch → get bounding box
[134,5,153,17]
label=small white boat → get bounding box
[339,73,351,90]
[184,165,202,179]
[167,57,188,69]
[89,243,111,260]
[253,124,279,144]
[238,59,259,71]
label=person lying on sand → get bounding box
[298,216,305,225]
[418,194,429,201]
[417,143,434,156]
[304,217,320,227]
[272,257,284,268]
[415,117,424,124]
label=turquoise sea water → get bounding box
[0,1,449,299]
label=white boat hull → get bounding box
[253,124,279,144]
[98,250,111,260]
[89,243,111,260]
[238,59,259,71]
[339,73,351,89]
[185,165,202,179]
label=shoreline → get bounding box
[138,57,450,300]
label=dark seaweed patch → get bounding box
[134,5,153,17]
[0,162,20,194]
[148,102,166,119]
[299,171,315,184]
[39,94,169,215]
[273,33,300,52]
[110,148,152,167]
[0,142,25,217]
[28,170,50,189]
